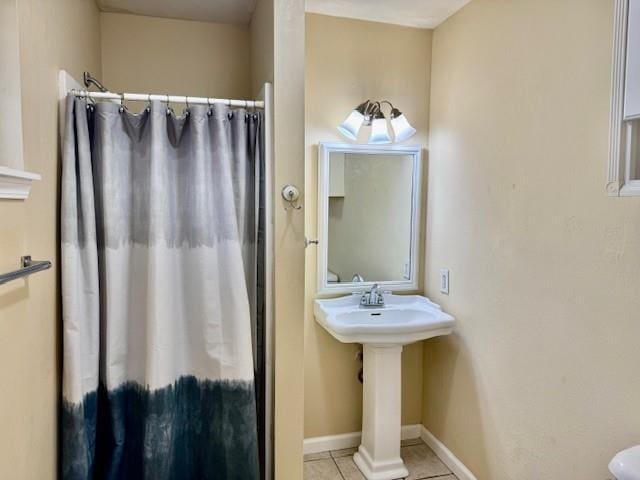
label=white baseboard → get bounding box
[420,426,477,480]
[303,424,422,455]
[303,424,476,480]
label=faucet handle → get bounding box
[359,292,369,306]
[359,283,385,306]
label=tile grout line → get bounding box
[304,445,455,480]
[416,473,457,480]
[331,455,347,480]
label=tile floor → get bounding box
[303,438,458,480]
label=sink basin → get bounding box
[314,293,455,480]
[314,294,455,345]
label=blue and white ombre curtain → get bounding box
[60,95,264,480]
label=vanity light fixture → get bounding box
[389,107,417,143]
[337,100,416,144]
[369,108,392,144]
[337,101,370,140]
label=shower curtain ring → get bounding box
[146,93,152,113]
[82,90,91,110]
[82,90,95,107]
[207,97,213,116]
[165,94,171,115]
[185,96,190,116]
[119,93,125,113]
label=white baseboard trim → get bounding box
[303,424,476,480]
[303,424,423,455]
[420,426,477,480]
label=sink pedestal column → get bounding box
[354,344,409,480]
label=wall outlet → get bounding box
[439,269,450,294]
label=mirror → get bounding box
[317,143,422,294]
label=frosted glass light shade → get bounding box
[369,117,391,144]
[391,114,416,142]
[337,110,365,140]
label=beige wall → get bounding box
[100,12,251,102]
[305,13,432,438]
[0,0,102,478]
[423,1,640,478]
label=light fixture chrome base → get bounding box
[336,99,416,144]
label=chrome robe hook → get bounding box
[282,185,302,211]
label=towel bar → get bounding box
[0,256,52,285]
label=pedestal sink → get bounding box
[314,294,455,480]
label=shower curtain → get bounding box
[60,96,264,480]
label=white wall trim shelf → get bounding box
[0,166,41,200]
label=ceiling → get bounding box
[305,0,472,28]
[97,0,471,28]
[96,0,258,25]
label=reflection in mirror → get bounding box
[326,152,414,284]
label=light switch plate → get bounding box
[439,269,450,294]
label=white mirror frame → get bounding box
[317,142,422,295]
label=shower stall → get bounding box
[58,70,274,480]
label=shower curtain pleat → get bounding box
[60,96,263,480]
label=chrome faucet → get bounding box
[360,283,385,307]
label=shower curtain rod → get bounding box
[72,90,264,109]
